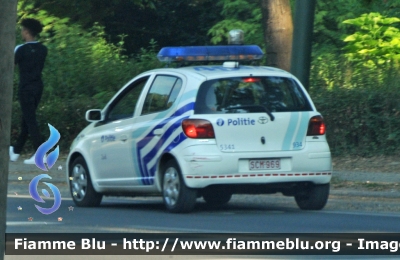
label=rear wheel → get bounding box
[162,159,197,213]
[69,156,102,207]
[295,183,330,210]
[203,188,232,206]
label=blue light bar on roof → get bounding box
[157,45,264,62]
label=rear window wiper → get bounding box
[224,105,275,121]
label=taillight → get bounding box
[182,119,215,139]
[307,116,326,136]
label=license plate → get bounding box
[249,159,281,170]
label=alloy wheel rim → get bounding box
[163,167,180,207]
[70,164,88,201]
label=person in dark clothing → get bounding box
[9,18,48,164]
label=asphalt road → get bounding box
[6,193,400,233]
[6,159,400,233]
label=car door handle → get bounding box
[120,135,128,142]
[153,129,164,136]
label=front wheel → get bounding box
[294,183,330,210]
[162,159,197,213]
[69,156,102,207]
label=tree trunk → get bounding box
[290,0,317,90]
[260,0,293,71]
[0,0,18,259]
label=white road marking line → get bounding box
[99,225,231,233]
[319,210,400,218]
[6,222,61,226]
[7,195,72,200]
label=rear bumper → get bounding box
[176,142,332,188]
[184,172,331,188]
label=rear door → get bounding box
[194,76,313,153]
[132,74,186,186]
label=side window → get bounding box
[141,75,182,115]
[107,77,149,121]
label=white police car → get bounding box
[67,44,332,213]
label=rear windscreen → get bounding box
[194,77,312,114]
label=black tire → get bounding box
[295,183,330,210]
[203,188,232,206]
[162,159,197,213]
[69,156,103,207]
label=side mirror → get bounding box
[85,109,103,123]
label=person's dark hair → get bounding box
[20,18,43,37]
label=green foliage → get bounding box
[12,2,162,151]
[313,0,400,50]
[209,0,400,51]
[342,12,400,68]
[310,8,400,156]
[17,0,221,54]
[314,0,370,49]
[208,0,263,46]
[21,0,155,28]
[12,0,400,157]
[310,53,400,156]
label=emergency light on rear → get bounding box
[157,45,264,62]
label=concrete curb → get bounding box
[333,170,400,183]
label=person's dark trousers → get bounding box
[13,89,43,154]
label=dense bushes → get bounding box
[11,37,161,149]
[14,54,400,156]
[311,86,400,156]
[11,34,400,156]
[11,4,161,150]
[310,55,400,156]
[11,4,400,157]
[308,12,400,156]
